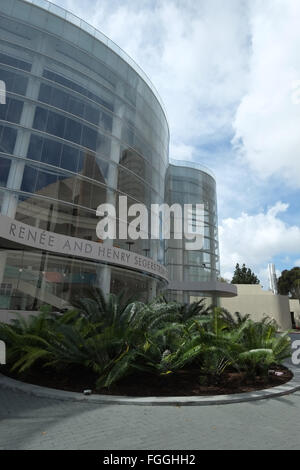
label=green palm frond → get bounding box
[0,286,293,389]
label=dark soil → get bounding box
[2,364,293,397]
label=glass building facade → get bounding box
[0,0,235,313]
[165,161,220,303]
[0,0,168,310]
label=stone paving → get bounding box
[0,334,299,450]
[1,386,300,449]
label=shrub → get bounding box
[0,291,292,389]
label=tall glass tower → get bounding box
[166,160,224,304]
[0,0,236,315]
[0,0,169,311]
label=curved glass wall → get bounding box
[0,249,162,310]
[165,162,220,302]
[0,0,169,309]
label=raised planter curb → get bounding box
[1,365,300,406]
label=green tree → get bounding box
[278,267,300,303]
[231,263,260,285]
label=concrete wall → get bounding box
[0,310,40,324]
[220,284,292,331]
[0,286,296,332]
[290,299,300,327]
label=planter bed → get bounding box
[1,364,293,397]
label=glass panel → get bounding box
[29,4,47,29]
[21,165,38,193]
[118,166,146,204]
[0,0,13,15]
[33,107,48,131]
[68,97,84,118]
[60,144,79,172]
[90,182,106,210]
[12,0,31,21]
[166,248,183,265]
[79,151,97,179]
[0,156,11,186]
[51,87,69,110]
[0,126,17,154]
[0,69,15,92]
[41,139,61,166]
[78,30,94,54]
[58,174,75,204]
[73,177,92,208]
[63,22,80,44]
[35,168,59,199]
[34,0,50,9]
[46,111,65,138]
[12,74,28,96]
[38,82,112,129]
[100,111,113,131]
[84,103,100,125]
[81,125,97,151]
[48,3,66,18]
[6,98,23,123]
[94,157,108,182]
[0,52,31,71]
[46,14,64,36]
[64,118,81,144]
[27,134,43,161]
[0,100,6,121]
[43,69,113,112]
[96,133,110,156]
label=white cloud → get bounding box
[169,143,195,162]
[55,0,250,157]
[233,0,300,187]
[52,0,300,276]
[53,0,300,191]
[219,202,300,283]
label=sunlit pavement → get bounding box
[0,335,299,450]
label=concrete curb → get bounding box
[1,365,300,406]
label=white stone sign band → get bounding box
[0,215,169,282]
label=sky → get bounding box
[53,0,300,288]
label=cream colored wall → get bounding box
[220,284,292,331]
[0,310,40,324]
[190,296,213,310]
[290,299,300,327]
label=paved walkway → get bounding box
[0,334,299,450]
[1,387,300,450]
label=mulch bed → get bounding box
[1,364,293,397]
